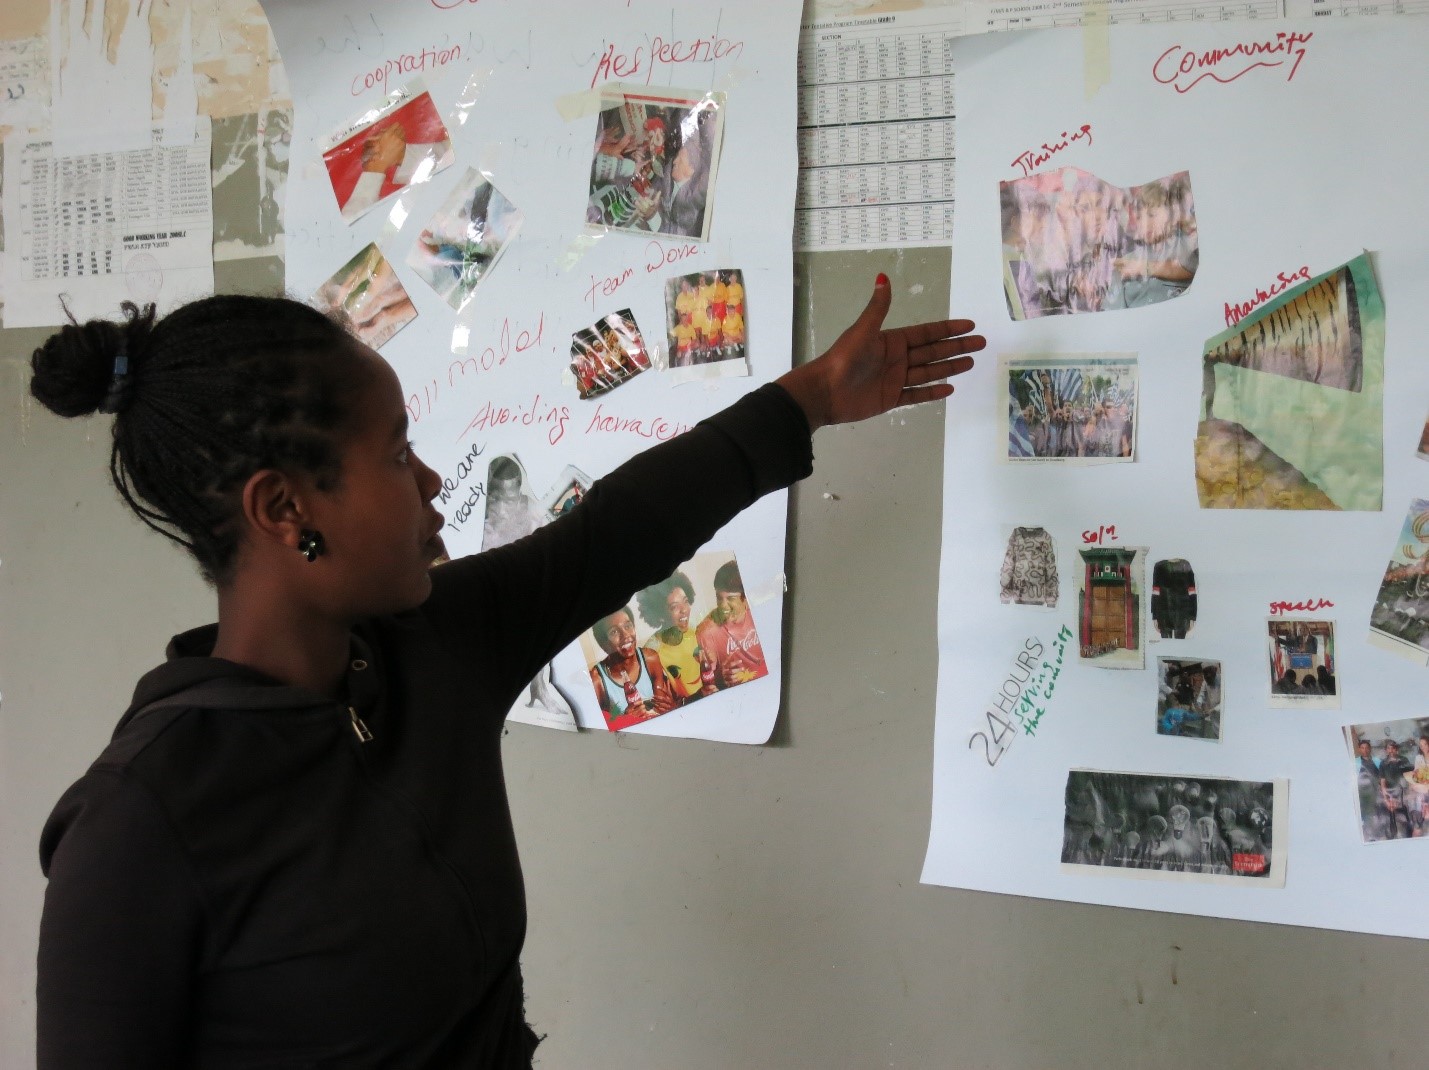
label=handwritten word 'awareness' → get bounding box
[1223,266,1310,327]
[1268,598,1334,616]
[589,32,745,88]
[1153,31,1312,94]
[1011,124,1092,177]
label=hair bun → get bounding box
[30,301,155,418]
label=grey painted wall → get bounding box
[1,228,1423,1069]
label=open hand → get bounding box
[777,275,983,430]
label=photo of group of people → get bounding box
[1368,498,1429,665]
[569,309,652,398]
[1346,718,1429,843]
[1062,770,1284,884]
[1003,356,1138,461]
[586,86,725,241]
[579,552,767,731]
[312,243,417,350]
[1155,658,1222,741]
[320,79,454,223]
[406,168,523,312]
[663,269,748,378]
[1000,167,1198,320]
[1266,619,1338,708]
[1197,254,1384,512]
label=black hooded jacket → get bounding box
[37,384,812,1068]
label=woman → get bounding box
[30,276,981,1066]
[635,572,710,702]
[1410,734,1429,833]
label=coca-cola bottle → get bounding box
[622,676,646,717]
[698,649,718,696]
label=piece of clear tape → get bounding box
[379,68,494,244]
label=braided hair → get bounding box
[29,295,367,585]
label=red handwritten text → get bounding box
[1011,124,1092,177]
[585,268,634,310]
[405,314,546,425]
[1224,266,1310,327]
[1081,524,1119,545]
[1268,598,1334,616]
[430,0,479,9]
[1153,31,1312,94]
[460,393,570,447]
[646,239,700,274]
[350,42,462,95]
[584,402,692,441]
[589,32,745,88]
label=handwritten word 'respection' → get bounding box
[1011,124,1092,177]
[588,32,745,88]
[1153,31,1312,94]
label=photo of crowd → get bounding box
[406,168,523,312]
[321,79,454,222]
[1000,167,1198,320]
[1346,718,1429,843]
[586,86,725,241]
[1155,658,1222,741]
[1004,356,1137,461]
[569,309,652,399]
[664,269,748,376]
[311,243,417,350]
[579,553,767,731]
[1062,770,1282,882]
[1266,619,1338,708]
[1368,498,1429,664]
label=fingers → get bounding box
[851,273,893,336]
[906,334,985,367]
[893,318,979,348]
[899,383,956,406]
[906,355,975,386]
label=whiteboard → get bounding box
[261,0,801,743]
[925,20,1429,938]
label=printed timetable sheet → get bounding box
[2,120,214,328]
[795,0,1296,251]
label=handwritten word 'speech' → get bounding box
[1268,598,1333,616]
[1153,31,1312,94]
[1011,125,1092,177]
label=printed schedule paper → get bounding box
[2,120,215,328]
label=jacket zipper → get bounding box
[347,705,373,742]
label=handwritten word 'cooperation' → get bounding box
[1011,124,1092,177]
[1153,31,1312,93]
[350,42,462,94]
[1223,266,1310,328]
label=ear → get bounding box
[239,468,317,556]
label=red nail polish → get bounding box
[876,272,889,287]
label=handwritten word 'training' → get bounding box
[1153,31,1312,94]
[1269,598,1333,616]
[1011,124,1092,177]
[1223,266,1310,327]
[589,32,745,88]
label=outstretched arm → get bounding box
[776,274,984,431]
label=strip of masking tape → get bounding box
[1083,0,1111,99]
[554,86,604,122]
[748,573,787,608]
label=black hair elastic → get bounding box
[97,339,131,414]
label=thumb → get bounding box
[851,273,892,335]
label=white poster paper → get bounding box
[2,120,214,328]
[926,21,1429,939]
[261,0,801,744]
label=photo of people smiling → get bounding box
[579,551,767,731]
